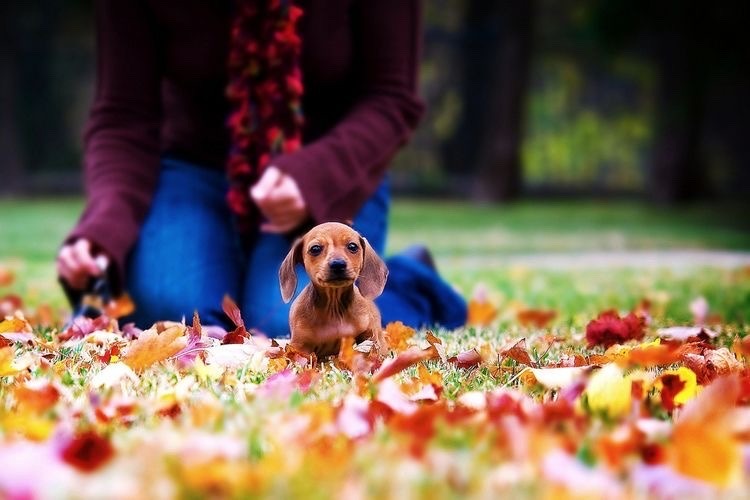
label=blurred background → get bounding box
[1,0,749,203]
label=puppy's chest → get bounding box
[314,315,368,341]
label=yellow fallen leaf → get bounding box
[122,323,188,371]
[583,363,632,419]
[2,411,55,440]
[0,347,35,376]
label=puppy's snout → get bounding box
[328,258,347,272]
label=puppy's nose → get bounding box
[328,258,347,272]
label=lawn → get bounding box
[1,197,750,498]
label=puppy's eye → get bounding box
[308,244,323,256]
[346,242,359,253]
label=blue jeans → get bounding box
[125,157,466,335]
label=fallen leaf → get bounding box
[425,331,447,363]
[384,321,415,353]
[372,347,434,383]
[0,265,14,286]
[657,326,718,342]
[499,338,535,367]
[14,380,60,412]
[448,348,482,369]
[516,309,556,328]
[583,364,632,419]
[467,284,497,326]
[654,367,698,412]
[528,366,590,390]
[586,310,645,348]
[122,323,188,371]
[222,295,245,328]
[671,375,742,486]
[682,347,743,384]
[103,294,135,319]
[59,430,115,473]
[89,362,139,389]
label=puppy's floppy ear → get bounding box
[279,237,303,303]
[357,236,388,299]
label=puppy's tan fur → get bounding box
[279,222,388,357]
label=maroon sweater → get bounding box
[68,0,424,285]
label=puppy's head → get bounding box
[279,222,388,303]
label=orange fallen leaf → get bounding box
[499,338,535,367]
[384,321,415,353]
[103,294,135,319]
[671,375,742,486]
[372,347,434,383]
[682,348,743,384]
[467,285,497,326]
[516,309,556,328]
[0,266,14,287]
[122,323,188,371]
[14,380,60,412]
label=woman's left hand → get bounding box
[250,166,309,233]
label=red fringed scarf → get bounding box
[226,0,304,230]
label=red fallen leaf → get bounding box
[0,294,23,317]
[0,335,10,348]
[157,402,182,419]
[585,310,645,349]
[448,348,482,369]
[388,402,448,457]
[658,374,686,412]
[384,321,415,353]
[59,315,116,341]
[499,338,535,367]
[486,390,527,422]
[516,309,556,328]
[59,430,115,473]
[221,297,253,344]
[641,443,667,465]
[222,295,244,328]
[372,347,434,383]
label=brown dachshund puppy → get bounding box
[279,222,388,357]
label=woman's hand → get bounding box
[251,166,309,233]
[56,238,109,290]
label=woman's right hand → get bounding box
[56,238,109,290]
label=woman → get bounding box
[57,0,466,336]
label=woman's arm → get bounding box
[272,0,425,224]
[63,0,162,290]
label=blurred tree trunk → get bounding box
[442,0,534,201]
[648,0,707,203]
[0,2,24,194]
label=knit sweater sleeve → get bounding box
[65,0,162,291]
[272,0,425,224]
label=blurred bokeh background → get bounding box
[2,0,749,203]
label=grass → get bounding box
[1,197,749,325]
[2,197,750,497]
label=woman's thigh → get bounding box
[242,179,390,337]
[125,158,244,328]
